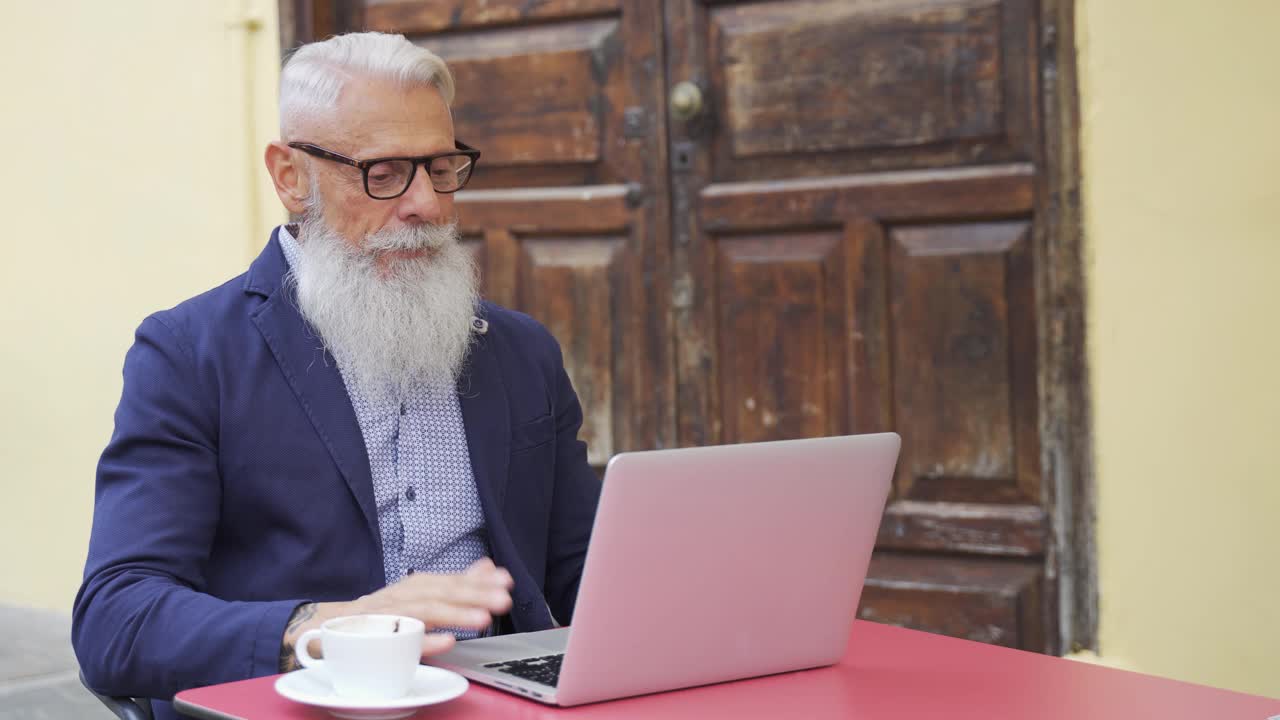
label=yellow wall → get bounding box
[1079,0,1280,698]
[0,1,282,610]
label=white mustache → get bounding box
[362,222,459,254]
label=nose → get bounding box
[396,165,445,224]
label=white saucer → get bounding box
[275,666,469,720]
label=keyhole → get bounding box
[672,141,695,171]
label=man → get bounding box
[72,32,601,720]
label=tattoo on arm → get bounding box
[285,602,318,634]
[278,642,301,673]
[278,603,318,673]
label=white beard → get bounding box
[287,205,479,397]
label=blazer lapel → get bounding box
[245,232,381,560]
[459,330,555,632]
[457,333,512,517]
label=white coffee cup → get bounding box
[295,615,425,700]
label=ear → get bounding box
[264,141,309,215]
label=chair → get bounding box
[79,670,153,720]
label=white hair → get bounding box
[279,31,455,138]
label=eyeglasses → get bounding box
[287,141,481,199]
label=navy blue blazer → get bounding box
[72,229,601,717]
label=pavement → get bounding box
[0,604,115,719]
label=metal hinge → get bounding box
[623,106,648,139]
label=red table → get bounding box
[174,620,1280,719]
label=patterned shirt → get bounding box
[278,226,489,638]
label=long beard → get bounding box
[287,208,479,397]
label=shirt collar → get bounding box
[277,223,302,270]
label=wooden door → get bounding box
[283,0,1090,655]
[665,0,1053,651]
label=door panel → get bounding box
[860,552,1046,651]
[715,1,1005,156]
[432,21,614,168]
[714,230,851,444]
[889,220,1041,506]
[517,235,627,464]
[363,0,622,32]
[877,501,1047,556]
[702,0,1036,182]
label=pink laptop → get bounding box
[427,433,901,706]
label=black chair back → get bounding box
[79,670,153,720]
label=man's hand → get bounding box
[278,558,515,672]
[352,557,515,632]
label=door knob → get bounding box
[669,81,704,121]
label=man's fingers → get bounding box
[465,559,515,589]
[401,574,512,612]
[412,600,495,630]
[420,632,456,659]
[357,564,515,624]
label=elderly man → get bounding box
[72,32,601,719]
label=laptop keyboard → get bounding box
[483,654,564,687]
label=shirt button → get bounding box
[407,567,416,575]
[406,486,416,501]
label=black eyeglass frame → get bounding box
[287,140,482,199]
